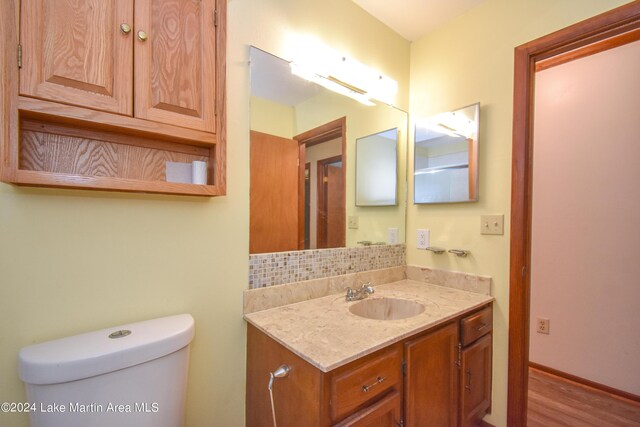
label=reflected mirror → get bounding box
[356,128,398,206]
[250,47,407,254]
[414,103,479,204]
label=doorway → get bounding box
[508,2,640,425]
[250,118,346,254]
[294,117,346,250]
[316,155,345,249]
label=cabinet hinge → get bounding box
[396,419,404,427]
[214,9,218,28]
[17,44,22,69]
[456,342,462,369]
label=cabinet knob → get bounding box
[137,30,148,41]
[120,23,131,34]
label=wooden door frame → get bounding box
[508,2,640,425]
[316,155,344,249]
[294,117,347,249]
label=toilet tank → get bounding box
[19,314,195,427]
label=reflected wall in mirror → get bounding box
[414,103,480,204]
[249,47,407,254]
[356,128,398,206]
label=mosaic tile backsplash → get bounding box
[249,244,406,288]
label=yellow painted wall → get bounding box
[407,1,631,425]
[0,1,409,427]
[250,96,295,138]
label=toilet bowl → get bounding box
[19,314,194,427]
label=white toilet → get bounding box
[19,314,194,427]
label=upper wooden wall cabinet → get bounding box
[0,0,226,196]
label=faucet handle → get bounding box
[361,283,374,294]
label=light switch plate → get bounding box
[481,214,504,235]
[388,228,399,244]
[348,216,359,229]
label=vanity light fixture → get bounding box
[287,35,398,106]
[290,63,375,106]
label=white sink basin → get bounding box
[349,297,425,320]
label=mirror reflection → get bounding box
[414,103,480,204]
[356,128,398,206]
[249,47,407,254]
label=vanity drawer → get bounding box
[460,306,492,346]
[329,344,402,422]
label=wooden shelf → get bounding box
[3,110,224,197]
[18,97,216,147]
[11,169,222,196]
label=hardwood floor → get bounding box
[528,367,640,426]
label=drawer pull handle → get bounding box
[477,323,488,331]
[362,376,385,393]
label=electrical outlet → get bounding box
[348,216,359,229]
[481,214,504,235]
[536,317,550,334]
[417,229,429,249]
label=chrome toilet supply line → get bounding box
[268,364,290,427]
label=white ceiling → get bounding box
[351,0,485,41]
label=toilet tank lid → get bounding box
[19,314,194,385]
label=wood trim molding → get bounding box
[213,0,227,194]
[508,2,640,426]
[0,0,20,181]
[529,363,640,404]
[536,27,640,71]
[294,117,345,147]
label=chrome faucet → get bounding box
[345,283,375,301]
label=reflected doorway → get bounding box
[250,118,346,254]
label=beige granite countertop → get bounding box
[244,279,494,372]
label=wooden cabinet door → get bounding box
[20,0,133,115]
[333,391,402,427]
[404,322,459,427]
[460,334,492,427]
[134,0,217,132]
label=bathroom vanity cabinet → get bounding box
[246,304,492,427]
[0,0,226,196]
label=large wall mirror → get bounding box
[414,103,480,204]
[250,47,407,254]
